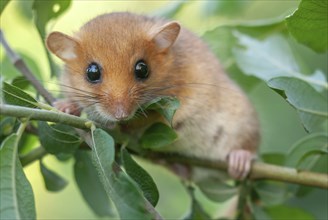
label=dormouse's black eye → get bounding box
[86,62,101,83]
[134,60,149,80]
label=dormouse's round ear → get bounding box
[149,21,180,52]
[46,32,80,61]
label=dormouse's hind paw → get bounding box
[53,99,81,116]
[227,149,255,180]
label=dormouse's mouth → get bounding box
[113,112,135,122]
[95,104,137,123]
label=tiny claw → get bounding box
[53,99,81,116]
[227,149,255,180]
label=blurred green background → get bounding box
[3,0,324,219]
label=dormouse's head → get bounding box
[46,12,180,122]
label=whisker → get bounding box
[48,89,98,98]
[135,101,148,118]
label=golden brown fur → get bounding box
[47,12,260,179]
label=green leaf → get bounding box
[92,129,115,167]
[1,52,43,82]
[286,132,328,170]
[236,19,287,39]
[265,205,315,220]
[253,205,272,220]
[0,117,16,137]
[254,181,289,206]
[203,26,237,69]
[39,160,68,192]
[90,128,153,220]
[268,77,328,132]
[12,76,30,90]
[32,0,71,77]
[74,149,114,217]
[32,0,71,38]
[121,148,159,206]
[294,155,328,198]
[296,149,327,169]
[151,0,188,18]
[202,21,287,93]
[38,121,81,155]
[2,82,38,108]
[201,0,250,17]
[140,122,178,150]
[143,96,180,126]
[286,0,328,53]
[0,134,36,219]
[233,33,327,91]
[260,153,286,166]
[203,20,287,69]
[183,187,211,220]
[0,0,10,15]
[55,153,73,161]
[110,171,154,220]
[195,176,237,202]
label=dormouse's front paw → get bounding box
[227,149,255,180]
[53,99,81,116]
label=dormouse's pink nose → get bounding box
[114,104,130,120]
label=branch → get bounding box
[17,138,327,189]
[0,29,56,104]
[150,154,328,189]
[0,104,92,130]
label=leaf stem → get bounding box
[236,180,252,220]
[0,104,92,130]
[297,107,328,117]
[16,120,28,139]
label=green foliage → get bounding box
[253,181,289,206]
[265,205,315,220]
[121,148,159,206]
[0,117,16,137]
[2,82,38,108]
[90,128,153,220]
[196,177,237,202]
[39,160,68,192]
[12,76,30,90]
[152,0,188,18]
[38,122,82,155]
[142,96,180,125]
[268,77,327,132]
[1,51,43,81]
[74,149,114,217]
[140,122,178,149]
[32,0,72,76]
[0,0,327,220]
[203,26,237,69]
[32,0,71,38]
[286,0,328,53]
[0,132,36,220]
[0,0,10,15]
[233,33,326,91]
[201,0,250,17]
[183,187,211,220]
[286,133,328,170]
